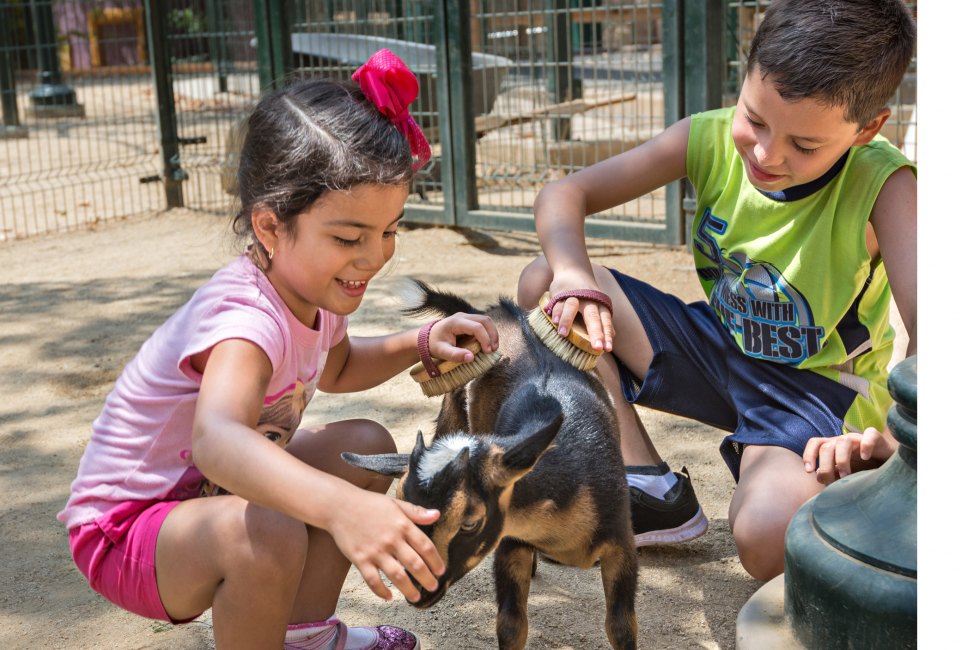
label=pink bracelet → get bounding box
[544,290,613,317]
[417,320,441,378]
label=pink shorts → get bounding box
[69,499,199,623]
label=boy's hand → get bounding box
[802,427,899,485]
[548,277,615,352]
[429,313,499,362]
[326,490,445,602]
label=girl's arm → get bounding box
[318,313,499,393]
[534,117,692,348]
[190,338,445,602]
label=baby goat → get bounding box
[344,281,638,650]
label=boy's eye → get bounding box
[334,236,361,247]
[745,115,764,128]
[383,230,399,240]
[793,142,818,155]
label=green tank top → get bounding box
[687,106,915,433]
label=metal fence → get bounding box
[1,0,918,244]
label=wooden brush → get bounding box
[410,336,503,397]
[527,291,604,371]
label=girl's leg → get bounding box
[284,419,396,623]
[729,444,824,581]
[155,495,309,649]
[153,419,396,649]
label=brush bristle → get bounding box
[527,307,600,371]
[417,350,503,397]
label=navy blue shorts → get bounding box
[608,268,857,482]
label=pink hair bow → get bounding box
[352,49,432,172]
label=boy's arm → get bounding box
[870,166,917,356]
[533,117,691,346]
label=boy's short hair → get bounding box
[747,0,915,127]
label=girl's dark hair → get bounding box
[747,0,915,128]
[231,78,415,254]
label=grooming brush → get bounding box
[526,291,609,371]
[410,334,503,397]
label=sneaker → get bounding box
[629,466,708,547]
[285,618,420,650]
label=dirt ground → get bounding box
[1,208,792,649]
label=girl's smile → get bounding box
[257,183,410,327]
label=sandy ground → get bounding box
[2,208,784,649]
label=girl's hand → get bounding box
[547,276,615,352]
[802,427,899,485]
[326,490,445,602]
[428,313,499,362]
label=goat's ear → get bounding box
[341,452,409,479]
[411,430,427,463]
[492,411,563,486]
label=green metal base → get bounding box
[735,575,803,650]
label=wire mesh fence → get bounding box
[0,0,166,241]
[469,1,669,224]
[1,1,919,243]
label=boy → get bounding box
[518,0,916,581]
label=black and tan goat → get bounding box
[343,282,638,650]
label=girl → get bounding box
[57,50,497,650]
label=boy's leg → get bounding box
[518,257,707,546]
[729,444,824,581]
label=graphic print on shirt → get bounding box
[200,373,318,497]
[695,208,825,365]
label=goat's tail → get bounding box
[398,277,484,319]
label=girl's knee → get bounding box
[347,419,396,455]
[221,503,308,581]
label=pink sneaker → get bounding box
[285,617,420,650]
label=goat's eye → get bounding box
[460,519,482,534]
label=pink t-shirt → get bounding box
[58,255,347,530]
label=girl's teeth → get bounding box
[341,280,365,288]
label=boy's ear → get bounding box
[251,208,280,252]
[853,107,891,146]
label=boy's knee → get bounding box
[517,256,551,309]
[731,514,787,581]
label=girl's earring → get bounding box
[268,247,274,260]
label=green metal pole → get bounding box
[662,0,685,245]
[145,0,185,207]
[27,0,83,117]
[0,3,23,131]
[438,0,477,222]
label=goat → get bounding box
[343,281,638,650]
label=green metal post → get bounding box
[0,3,24,133]
[437,0,477,222]
[662,0,685,245]
[683,0,724,116]
[145,0,185,207]
[253,0,290,93]
[207,0,230,93]
[546,0,581,141]
[27,0,83,117]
